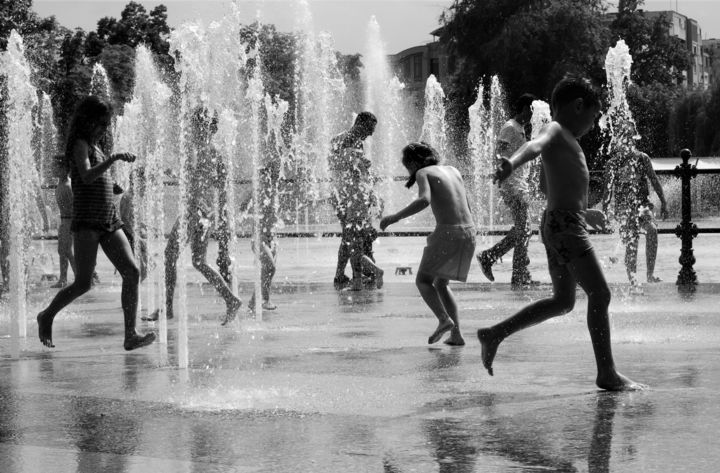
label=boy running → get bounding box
[477,76,644,391]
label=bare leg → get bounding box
[53,219,76,287]
[37,229,100,347]
[624,235,640,286]
[191,228,241,324]
[477,251,576,375]
[568,251,645,390]
[164,219,181,320]
[415,272,454,344]
[100,229,155,351]
[645,222,660,282]
[435,278,464,346]
[360,254,384,289]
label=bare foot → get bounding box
[443,330,465,346]
[596,371,647,391]
[428,318,455,344]
[375,268,384,289]
[647,275,662,283]
[50,280,67,289]
[37,311,55,348]
[477,328,500,376]
[221,298,242,326]
[123,332,156,351]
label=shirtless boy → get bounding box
[380,142,476,346]
[477,76,644,391]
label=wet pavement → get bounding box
[1,233,720,472]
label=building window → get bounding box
[403,59,411,80]
[430,58,440,79]
[413,54,423,81]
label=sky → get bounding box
[31,0,720,55]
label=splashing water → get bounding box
[600,39,644,284]
[363,16,409,219]
[0,31,41,349]
[114,45,173,341]
[419,75,448,160]
[292,1,347,224]
[467,76,505,239]
[527,100,551,208]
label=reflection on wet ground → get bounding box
[1,278,719,472]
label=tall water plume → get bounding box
[114,45,173,341]
[419,75,448,160]
[600,39,643,284]
[467,76,505,235]
[527,100,551,204]
[290,0,347,228]
[363,16,408,219]
[0,31,40,348]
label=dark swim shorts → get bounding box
[540,209,593,265]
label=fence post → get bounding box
[673,149,699,292]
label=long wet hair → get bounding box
[402,141,440,188]
[64,95,113,166]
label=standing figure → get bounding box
[478,94,538,289]
[248,164,280,312]
[602,146,668,285]
[36,95,155,350]
[51,154,75,287]
[144,107,242,325]
[476,76,644,391]
[381,142,476,346]
[328,111,384,291]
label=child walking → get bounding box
[476,76,644,391]
[37,95,155,351]
[380,142,476,346]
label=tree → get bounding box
[610,3,690,86]
[440,0,610,160]
[0,0,35,50]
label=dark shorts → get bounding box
[541,209,593,266]
[71,219,124,236]
[418,224,476,282]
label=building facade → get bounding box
[388,29,454,99]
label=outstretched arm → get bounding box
[380,170,431,230]
[493,124,553,184]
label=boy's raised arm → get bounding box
[493,124,554,184]
[380,170,431,230]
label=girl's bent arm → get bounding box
[380,170,431,229]
[72,140,117,184]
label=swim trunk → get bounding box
[418,224,476,282]
[540,209,593,266]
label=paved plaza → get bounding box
[1,230,719,472]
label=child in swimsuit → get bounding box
[381,142,476,346]
[37,95,155,351]
[477,75,644,391]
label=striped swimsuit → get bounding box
[70,143,123,233]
